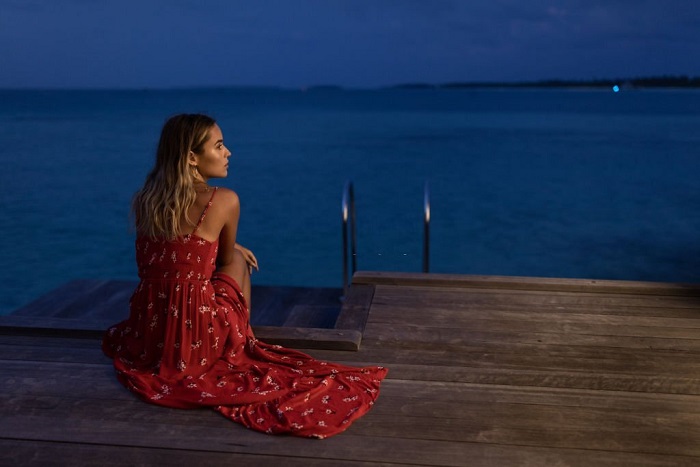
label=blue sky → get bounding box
[1,0,699,88]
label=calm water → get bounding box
[1,87,699,315]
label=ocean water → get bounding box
[1,87,699,315]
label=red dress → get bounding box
[103,189,387,438]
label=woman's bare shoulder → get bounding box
[214,186,238,200]
[214,187,240,210]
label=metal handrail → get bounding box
[342,181,357,297]
[342,180,429,294]
[423,181,430,273]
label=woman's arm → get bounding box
[212,188,255,309]
[214,189,258,273]
[215,188,241,268]
[235,243,259,273]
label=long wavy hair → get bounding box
[132,113,216,239]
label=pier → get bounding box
[2,272,700,466]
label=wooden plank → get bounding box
[0,315,111,337]
[9,279,343,327]
[251,285,342,327]
[0,319,361,352]
[364,320,700,364]
[0,335,107,354]
[377,379,700,412]
[350,414,700,457]
[368,315,700,342]
[283,305,340,328]
[359,384,700,457]
[367,292,700,329]
[363,291,700,337]
[1,360,130,399]
[0,412,490,467]
[3,440,695,467]
[6,346,700,400]
[0,343,106,365]
[362,323,700,352]
[0,334,363,367]
[368,285,700,314]
[306,347,700,379]
[366,306,700,340]
[10,378,700,422]
[0,334,360,366]
[4,400,700,460]
[0,440,380,467]
[304,355,700,395]
[3,279,357,350]
[8,377,700,435]
[353,271,700,296]
[10,280,134,319]
[252,326,362,351]
[335,283,374,333]
[1,413,696,467]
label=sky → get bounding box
[1,0,699,89]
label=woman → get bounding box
[103,114,387,438]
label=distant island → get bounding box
[389,76,700,90]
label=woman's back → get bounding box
[136,188,220,282]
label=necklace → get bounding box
[194,183,213,193]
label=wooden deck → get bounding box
[4,280,362,350]
[3,271,700,466]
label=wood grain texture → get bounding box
[2,272,700,466]
[353,271,700,296]
[1,280,359,350]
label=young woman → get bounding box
[103,114,387,438]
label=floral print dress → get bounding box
[103,188,387,438]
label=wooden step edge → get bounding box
[352,271,700,296]
[0,315,363,351]
[0,315,109,339]
[252,326,362,351]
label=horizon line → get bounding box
[1,75,699,92]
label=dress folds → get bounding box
[103,189,387,438]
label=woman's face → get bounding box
[191,124,231,181]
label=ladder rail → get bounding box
[423,181,430,273]
[341,181,357,297]
[341,180,430,296]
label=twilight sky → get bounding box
[1,0,699,89]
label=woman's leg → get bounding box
[217,250,251,316]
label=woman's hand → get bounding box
[235,243,259,274]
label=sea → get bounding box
[1,87,699,315]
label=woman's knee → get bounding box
[218,250,249,283]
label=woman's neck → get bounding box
[194,182,213,193]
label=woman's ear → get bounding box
[188,150,198,167]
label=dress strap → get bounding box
[192,187,218,235]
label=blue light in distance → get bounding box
[612,85,620,92]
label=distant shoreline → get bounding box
[388,76,700,90]
[2,76,699,92]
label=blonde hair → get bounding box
[132,114,216,239]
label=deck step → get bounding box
[283,305,339,329]
[2,280,362,350]
[9,280,342,327]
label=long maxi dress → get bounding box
[103,188,387,438]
